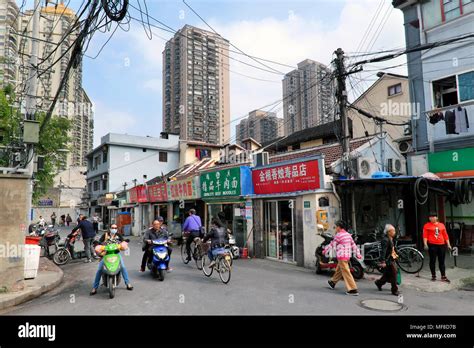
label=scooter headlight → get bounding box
[155,251,168,259]
[105,255,118,264]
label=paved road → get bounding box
[5,232,474,315]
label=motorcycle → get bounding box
[30,225,60,259]
[147,237,171,281]
[53,230,100,266]
[101,241,125,299]
[314,226,365,280]
[225,231,239,261]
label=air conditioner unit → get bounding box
[253,152,269,167]
[357,157,376,179]
[398,141,413,154]
[387,158,407,175]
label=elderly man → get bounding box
[375,224,400,295]
[140,217,171,272]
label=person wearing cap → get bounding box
[140,217,171,272]
[423,212,452,283]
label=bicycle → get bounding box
[395,244,424,274]
[201,245,232,284]
[180,232,204,269]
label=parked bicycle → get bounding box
[201,243,232,284]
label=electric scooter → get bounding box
[147,237,171,281]
[101,242,124,299]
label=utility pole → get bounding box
[24,0,41,223]
[334,48,351,177]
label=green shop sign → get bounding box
[200,167,241,198]
[428,147,474,178]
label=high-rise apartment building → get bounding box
[235,109,284,145]
[162,25,230,145]
[0,0,19,88]
[282,59,334,136]
[18,2,93,168]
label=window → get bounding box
[102,151,107,162]
[93,180,99,191]
[102,179,107,191]
[432,75,458,107]
[159,151,168,162]
[142,148,147,152]
[458,71,474,102]
[388,83,402,96]
[88,182,92,193]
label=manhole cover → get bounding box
[359,299,407,312]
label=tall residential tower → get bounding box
[282,59,334,136]
[235,109,284,145]
[162,25,230,145]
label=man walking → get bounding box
[423,212,452,283]
[92,213,100,234]
[51,212,56,226]
[71,216,96,263]
[182,209,202,262]
[323,221,362,296]
[375,224,400,295]
[65,214,72,226]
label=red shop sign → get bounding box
[252,159,321,194]
[147,183,168,202]
[129,185,149,203]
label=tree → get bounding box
[33,113,71,203]
[0,84,71,202]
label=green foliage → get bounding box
[0,84,71,202]
[33,113,71,202]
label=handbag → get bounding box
[397,267,402,285]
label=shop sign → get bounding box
[38,199,54,207]
[200,166,253,199]
[252,159,321,195]
[129,185,148,203]
[428,148,474,178]
[147,182,168,202]
[168,176,200,200]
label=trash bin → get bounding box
[24,244,41,279]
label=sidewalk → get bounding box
[365,253,474,293]
[0,257,63,311]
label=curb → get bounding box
[0,259,64,311]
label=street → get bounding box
[4,233,473,315]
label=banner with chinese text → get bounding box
[147,183,168,202]
[200,166,253,199]
[129,185,148,203]
[167,176,200,200]
[252,159,321,194]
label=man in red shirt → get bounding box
[423,212,452,283]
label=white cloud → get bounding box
[143,78,162,93]
[92,101,138,147]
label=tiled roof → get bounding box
[147,158,216,184]
[269,137,373,168]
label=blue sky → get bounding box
[35,0,407,146]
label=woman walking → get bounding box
[323,221,362,296]
[375,224,400,295]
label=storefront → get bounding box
[147,182,169,224]
[128,185,149,235]
[428,148,474,251]
[251,156,338,268]
[97,193,114,229]
[200,165,254,249]
[167,176,203,238]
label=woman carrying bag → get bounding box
[375,224,400,296]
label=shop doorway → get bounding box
[264,200,295,262]
[207,203,247,248]
[153,204,168,224]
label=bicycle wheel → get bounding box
[396,247,424,274]
[195,244,203,270]
[218,255,231,284]
[201,253,213,277]
[181,244,190,264]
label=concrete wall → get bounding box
[0,174,28,292]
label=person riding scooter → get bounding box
[90,224,133,295]
[141,217,172,272]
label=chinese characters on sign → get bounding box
[200,167,241,198]
[252,159,321,194]
[167,177,199,200]
[147,183,168,202]
[129,185,148,203]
